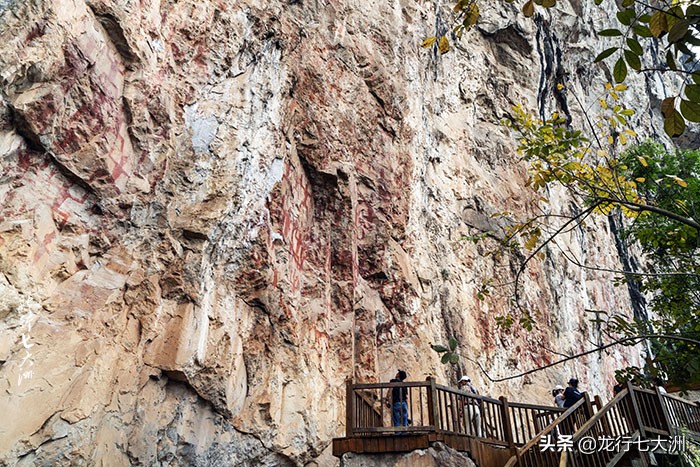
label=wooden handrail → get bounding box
[342,380,700,465]
[504,397,588,467]
[571,389,629,442]
[662,391,700,406]
[509,401,568,412]
[353,381,431,389]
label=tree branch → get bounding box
[465,334,700,383]
[597,197,700,230]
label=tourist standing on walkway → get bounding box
[655,377,668,394]
[458,375,483,437]
[563,378,583,408]
[552,385,565,407]
[389,370,409,427]
[613,375,625,396]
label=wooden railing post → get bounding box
[593,394,603,412]
[655,386,673,433]
[500,396,519,461]
[595,394,613,435]
[583,392,594,419]
[427,377,438,429]
[626,382,645,437]
[346,379,354,438]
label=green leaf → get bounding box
[522,0,534,17]
[692,72,700,86]
[441,353,451,364]
[617,9,636,26]
[666,50,677,71]
[624,49,642,71]
[448,353,460,364]
[621,0,634,7]
[541,0,556,7]
[680,99,700,123]
[431,344,449,353]
[668,20,689,43]
[594,0,603,5]
[599,28,623,37]
[595,47,617,62]
[661,96,675,118]
[448,336,459,351]
[632,25,653,37]
[614,57,628,83]
[649,11,668,38]
[626,38,643,56]
[687,4,700,19]
[685,84,700,102]
[664,109,686,137]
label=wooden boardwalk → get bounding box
[332,379,700,467]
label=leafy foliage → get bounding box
[421,0,700,388]
[500,98,700,386]
[421,0,480,55]
[615,143,700,386]
[431,338,461,364]
[423,0,700,136]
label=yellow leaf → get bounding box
[670,175,688,187]
[524,232,540,250]
[522,0,534,17]
[465,3,480,28]
[605,82,612,91]
[556,83,564,90]
[613,84,628,91]
[635,177,646,182]
[438,36,449,54]
[637,156,648,167]
[599,98,608,109]
[624,129,637,137]
[620,133,627,145]
[607,135,614,144]
[421,37,438,48]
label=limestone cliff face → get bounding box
[0,0,651,465]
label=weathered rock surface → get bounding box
[340,442,478,467]
[0,0,653,464]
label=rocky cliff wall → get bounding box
[0,0,652,465]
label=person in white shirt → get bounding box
[655,377,668,395]
[458,375,482,437]
[552,385,566,407]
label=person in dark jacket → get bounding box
[389,370,409,427]
[563,378,583,408]
[613,374,625,396]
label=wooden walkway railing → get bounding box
[506,381,700,467]
[343,378,563,449]
[337,378,700,466]
[504,394,593,467]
